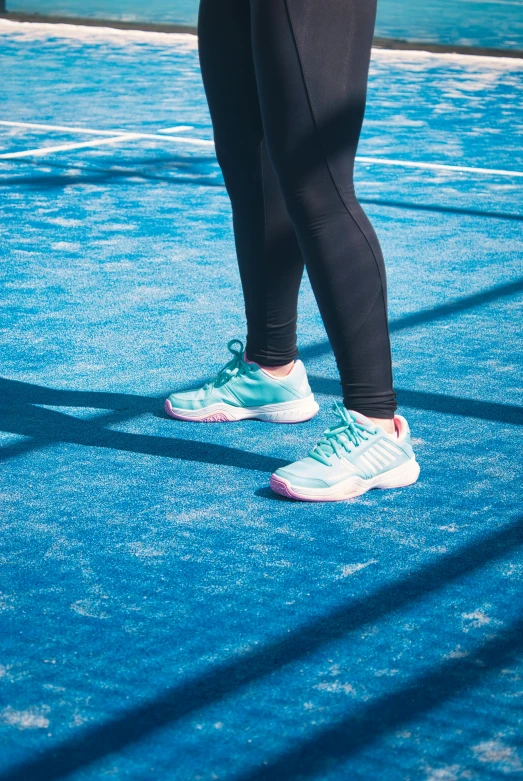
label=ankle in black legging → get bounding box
[197,0,397,419]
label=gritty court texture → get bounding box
[1,19,523,781]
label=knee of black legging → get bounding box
[273,170,353,227]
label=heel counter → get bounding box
[292,360,312,397]
[394,414,412,445]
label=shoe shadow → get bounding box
[254,486,291,502]
[0,377,285,474]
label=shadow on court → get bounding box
[1,272,522,465]
[1,375,521,470]
[2,513,522,781]
[300,276,523,361]
[1,60,522,780]
[2,155,523,223]
[311,380,523,426]
[0,378,286,473]
[233,617,523,781]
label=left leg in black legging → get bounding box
[198,0,305,367]
[250,0,397,418]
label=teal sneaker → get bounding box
[270,401,420,501]
[165,339,319,423]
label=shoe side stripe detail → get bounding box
[376,447,394,466]
[375,443,397,463]
[366,445,384,465]
[365,451,383,470]
[370,447,390,467]
[358,454,377,474]
[381,440,403,456]
[375,442,396,461]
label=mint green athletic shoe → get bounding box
[270,401,420,501]
[165,339,319,423]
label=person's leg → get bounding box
[250,0,397,424]
[166,0,319,424]
[197,0,305,368]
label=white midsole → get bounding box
[166,394,319,423]
[273,457,420,501]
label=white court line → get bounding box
[357,156,523,178]
[0,133,213,159]
[0,120,213,147]
[0,120,148,136]
[0,120,193,136]
[157,126,194,134]
[0,134,144,159]
[0,119,522,177]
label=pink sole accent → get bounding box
[201,412,229,422]
[269,475,295,499]
[164,399,229,422]
[164,397,319,423]
[270,472,375,503]
[270,474,335,502]
[270,458,419,502]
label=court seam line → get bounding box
[0,133,144,159]
[0,125,214,160]
[1,120,522,177]
[0,120,194,137]
[356,155,523,177]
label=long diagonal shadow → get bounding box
[0,169,223,190]
[359,197,523,222]
[300,277,523,362]
[4,156,523,221]
[0,152,223,189]
[3,515,522,781]
[0,401,284,473]
[235,617,523,781]
[1,276,521,468]
[308,377,523,426]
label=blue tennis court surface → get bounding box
[1,20,523,781]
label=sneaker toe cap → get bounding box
[166,386,211,410]
[274,461,331,490]
[166,393,199,411]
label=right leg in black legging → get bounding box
[197,0,304,367]
[250,0,396,419]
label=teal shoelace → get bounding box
[309,401,373,466]
[204,339,253,390]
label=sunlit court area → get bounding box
[1,0,522,779]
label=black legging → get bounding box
[197,0,397,419]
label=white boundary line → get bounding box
[357,156,523,178]
[0,120,214,151]
[0,133,142,159]
[0,120,194,136]
[0,119,522,177]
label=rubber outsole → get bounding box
[270,458,420,502]
[164,395,320,423]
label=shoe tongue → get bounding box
[347,409,374,427]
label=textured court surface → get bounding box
[1,20,523,781]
